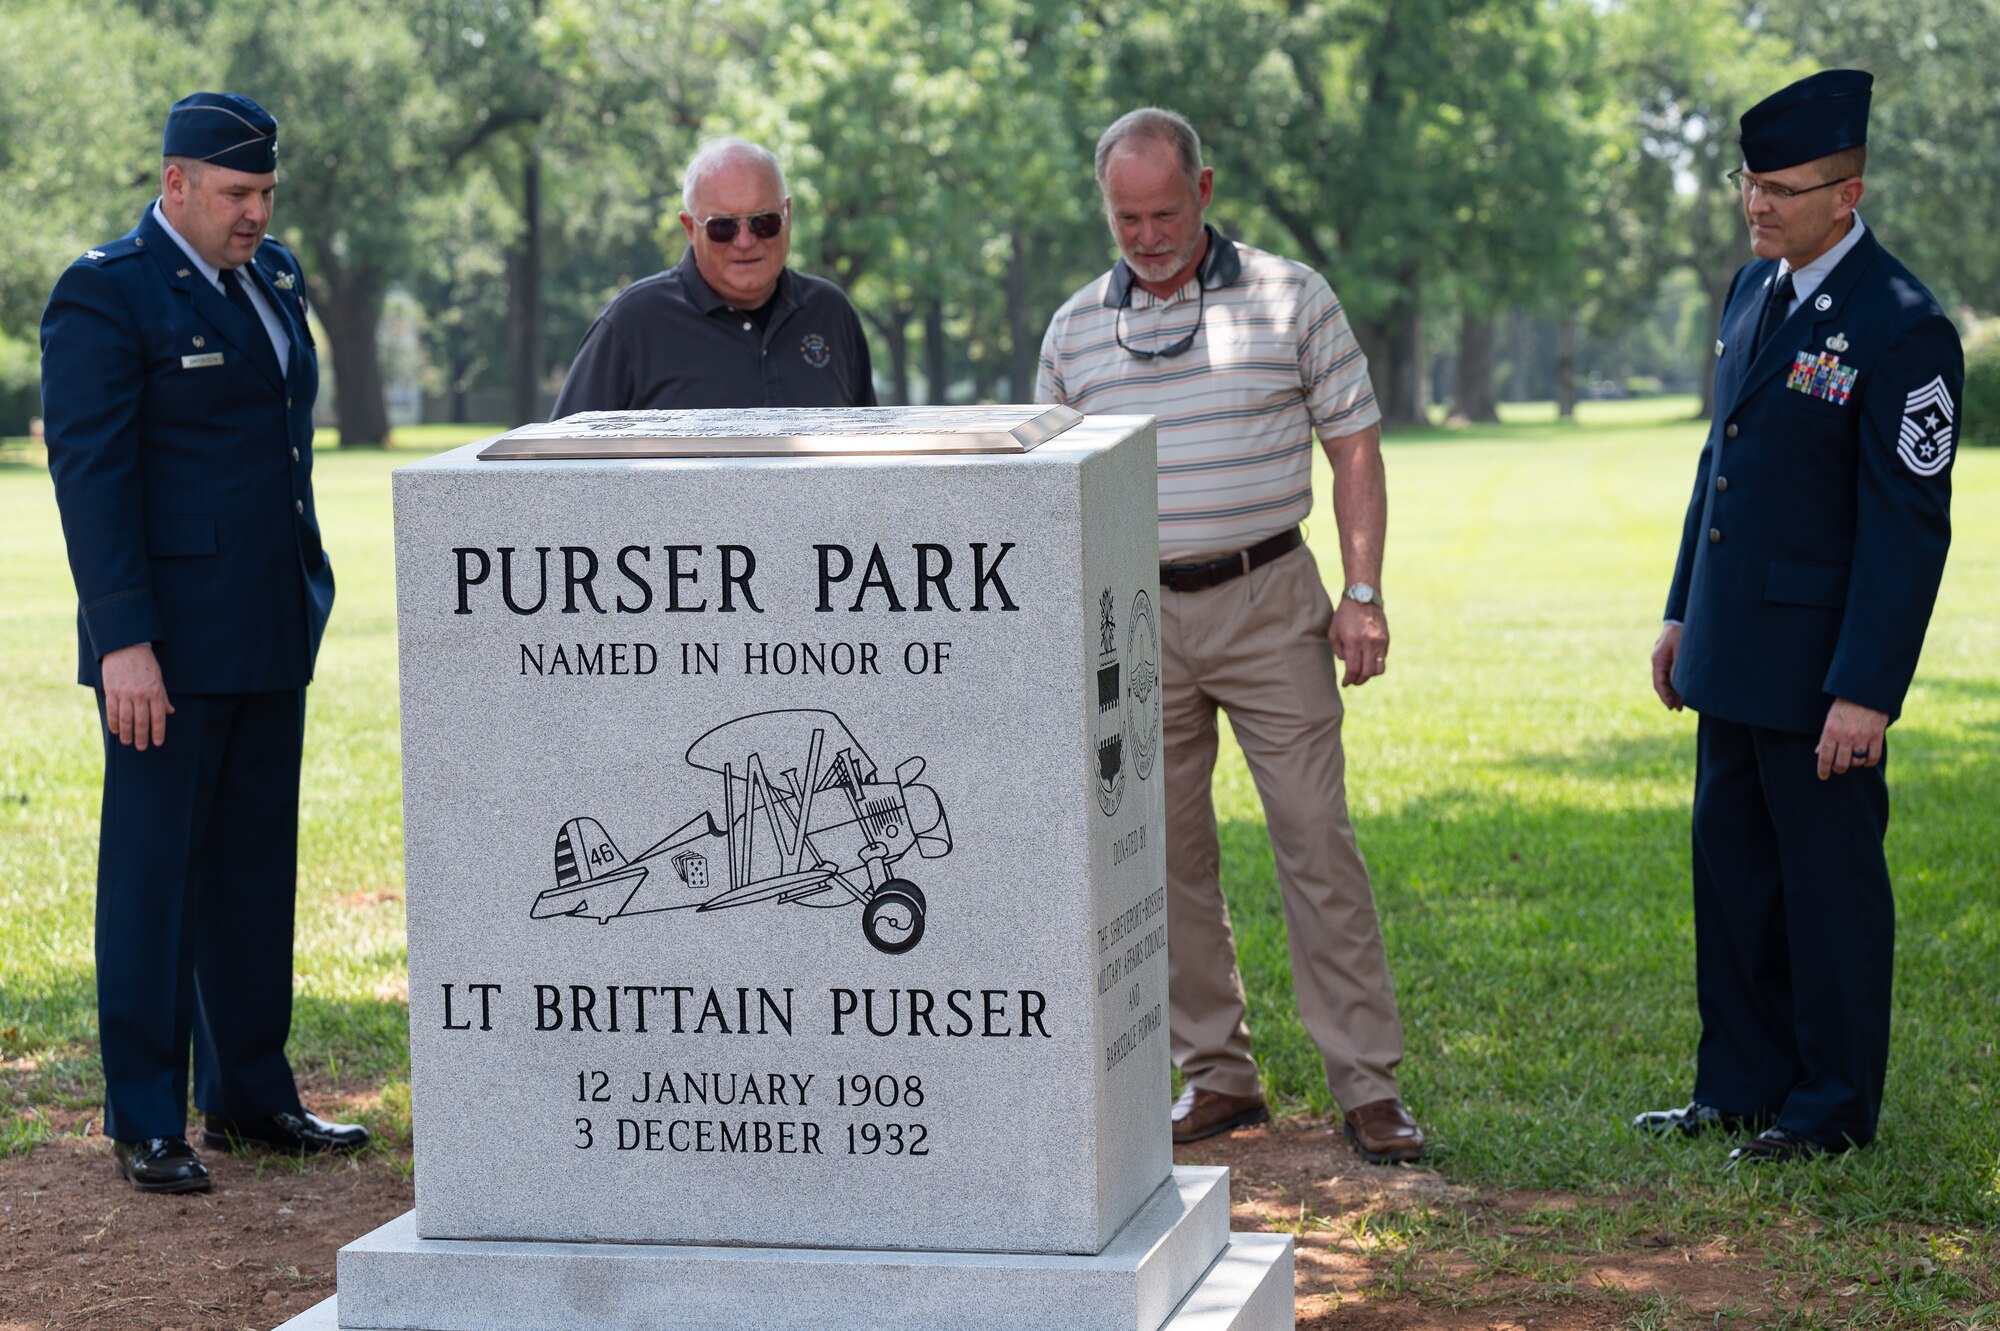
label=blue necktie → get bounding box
[221,267,280,376]
[1753,270,1795,359]
[221,266,260,323]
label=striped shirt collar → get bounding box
[1102,225,1243,309]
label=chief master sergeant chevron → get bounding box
[41,92,366,1195]
[1641,70,1960,1167]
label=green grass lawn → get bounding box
[3,402,1995,1326]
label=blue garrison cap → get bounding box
[1739,70,1871,173]
[162,92,278,174]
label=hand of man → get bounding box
[101,643,173,750]
[1650,622,1684,710]
[1331,598,1389,687]
[1815,697,1889,780]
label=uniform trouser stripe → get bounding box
[95,688,307,1140]
[1690,714,1893,1148]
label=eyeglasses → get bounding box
[1115,282,1206,360]
[695,208,786,243]
[1726,168,1853,202]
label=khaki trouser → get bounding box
[1161,543,1405,1109]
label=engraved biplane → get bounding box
[531,710,949,954]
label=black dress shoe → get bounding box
[1631,1101,1756,1138]
[113,1136,212,1193]
[203,1110,369,1155]
[1727,1126,1834,1169]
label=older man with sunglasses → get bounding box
[1036,107,1424,1166]
[554,138,875,414]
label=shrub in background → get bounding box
[1961,317,1999,450]
[0,330,38,438]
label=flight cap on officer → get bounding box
[1739,70,1871,173]
[162,92,279,174]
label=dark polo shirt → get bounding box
[553,248,876,414]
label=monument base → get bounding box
[273,1167,1291,1331]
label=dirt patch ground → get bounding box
[1178,1117,1777,1329]
[3,1106,1782,1331]
[0,1111,406,1331]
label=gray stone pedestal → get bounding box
[286,408,1290,1330]
[277,1167,1291,1331]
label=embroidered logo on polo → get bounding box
[800,333,831,369]
[1897,376,1955,477]
[1786,350,1857,405]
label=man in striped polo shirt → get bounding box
[1037,107,1423,1164]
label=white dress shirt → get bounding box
[1778,213,1867,319]
[152,200,292,377]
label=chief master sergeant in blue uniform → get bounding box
[42,92,367,1194]
[1639,71,1960,1166]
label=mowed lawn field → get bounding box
[3,402,1996,1326]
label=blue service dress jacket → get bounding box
[41,205,333,694]
[1664,228,1960,736]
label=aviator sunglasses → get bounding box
[1115,281,1205,360]
[694,207,787,243]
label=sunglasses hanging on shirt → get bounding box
[696,210,786,243]
[1115,281,1206,361]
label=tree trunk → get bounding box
[1698,270,1731,422]
[1554,313,1578,420]
[1367,297,1426,429]
[317,278,391,446]
[507,147,545,425]
[1007,228,1036,402]
[1509,311,1534,402]
[864,308,912,406]
[924,295,949,405]
[1685,138,1752,423]
[1451,313,1500,424]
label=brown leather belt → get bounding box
[1159,526,1303,593]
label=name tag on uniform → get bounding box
[181,352,225,369]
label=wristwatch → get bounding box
[1343,583,1384,611]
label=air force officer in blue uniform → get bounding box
[1641,72,1960,1166]
[42,93,366,1194]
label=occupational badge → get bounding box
[1786,350,1857,405]
[1826,332,1849,353]
[273,271,296,291]
[1095,587,1124,817]
[1897,376,1955,477]
[1125,591,1160,782]
[799,332,831,369]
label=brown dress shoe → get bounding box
[1342,1097,1426,1163]
[1171,1086,1269,1144]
